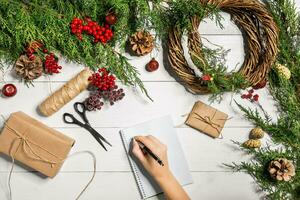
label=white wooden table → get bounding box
[0,3,299,199]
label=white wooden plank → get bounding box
[200,12,242,35]
[185,172,262,200]
[0,82,278,128]
[296,0,300,9]
[0,172,261,200]
[0,127,272,172]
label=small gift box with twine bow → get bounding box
[185,101,228,138]
[0,111,75,178]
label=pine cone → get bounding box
[249,127,265,139]
[14,55,43,80]
[268,158,295,181]
[129,31,154,56]
[275,63,291,80]
[242,139,261,148]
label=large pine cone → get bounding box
[129,31,154,56]
[268,158,295,181]
[14,55,43,80]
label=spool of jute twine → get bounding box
[39,68,92,117]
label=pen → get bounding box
[137,141,164,166]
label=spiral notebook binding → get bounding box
[120,132,146,199]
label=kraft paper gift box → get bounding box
[0,111,75,178]
[185,101,228,138]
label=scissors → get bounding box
[63,102,112,151]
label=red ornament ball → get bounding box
[2,84,17,97]
[105,14,117,25]
[146,58,159,72]
[253,80,267,90]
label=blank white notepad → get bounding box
[120,116,193,199]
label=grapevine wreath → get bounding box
[168,0,279,94]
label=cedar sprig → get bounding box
[0,0,225,100]
[230,1,300,199]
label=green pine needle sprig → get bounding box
[229,1,300,199]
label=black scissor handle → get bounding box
[63,113,83,126]
[74,102,89,124]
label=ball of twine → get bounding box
[168,0,279,94]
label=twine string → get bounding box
[46,74,53,94]
[193,112,221,134]
[39,68,92,116]
[192,111,230,139]
[5,124,63,166]
[70,151,97,200]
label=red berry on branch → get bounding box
[241,94,247,99]
[253,94,259,101]
[2,84,17,97]
[201,74,212,81]
[29,55,35,60]
[44,53,62,74]
[88,68,116,91]
[246,93,252,99]
[146,58,159,72]
[70,16,114,44]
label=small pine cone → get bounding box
[249,127,265,139]
[242,139,261,148]
[14,55,43,80]
[268,158,295,181]
[129,31,154,56]
[275,63,291,80]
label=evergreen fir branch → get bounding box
[0,0,154,99]
[231,1,300,199]
[0,0,225,101]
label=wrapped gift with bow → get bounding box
[0,111,75,178]
[185,101,228,138]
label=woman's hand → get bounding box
[131,135,172,181]
[131,135,190,200]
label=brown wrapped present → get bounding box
[185,101,228,138]
[0,112,75,178]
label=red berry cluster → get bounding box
[241,89,259,102]
[88,68,116,91]
[84,92,104,111]
[24,41,62,74]
[44,53,62,74]
[70,17,114,43]
[84,85,125,111]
